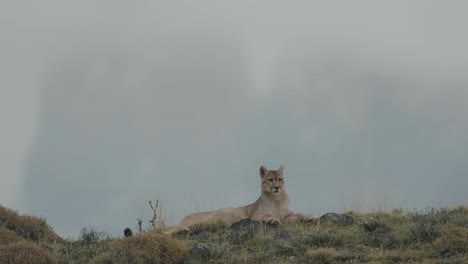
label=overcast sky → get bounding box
[1,1,467,237]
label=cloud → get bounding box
[19,29,259,236]
[3,1,467,237]
[263,46,468,211]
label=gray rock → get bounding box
[228,219,266,243]
[267,239,294,255]
[274,230,295,239]
[319,213,355,226]
[195,231,211,240]
[229,218,263,232]
[191,243,218,259]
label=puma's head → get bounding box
[259,165,285,196]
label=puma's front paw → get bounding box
[266,217,281,226]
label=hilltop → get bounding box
[0,204,467,263]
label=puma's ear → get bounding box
[260,165,268,177]
[278,165,284,174]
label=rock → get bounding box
[191,243,218,259]
[195,231,211,241]
[267,239,294,255]
[230,219,263,233]
[274,230,295,239]
[228,219,265,243]
[319,213,355,226]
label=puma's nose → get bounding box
[274,187,280,191]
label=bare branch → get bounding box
[149,200,159,228]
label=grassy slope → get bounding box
[0,205,467,264]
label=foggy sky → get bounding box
[1,1,467,237]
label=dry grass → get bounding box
[0,205,60,242]
[0,241,58,264]
[0,227,22,245]
[92,231,188,264]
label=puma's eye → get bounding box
[268,179,273,182]
[279,178,283,182]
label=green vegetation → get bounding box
[0,204,467,263]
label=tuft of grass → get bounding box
[64,227,114,261]
[80,226,111,245]
[0,227,23,245]
[408,219,440,243]
[92,231,188,264]
[0,241,58,264]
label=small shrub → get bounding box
[70,227,114,261]
[408,220,440,243]
[0,227,22,246]
[433,226,468,256]
[362,217,391,233]
[80,226,110,244]
[305,248,338,264]
[92,232,188,264]
[0,241,58,264]
[403,210,442,243]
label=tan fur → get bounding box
[164,165,313,235]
